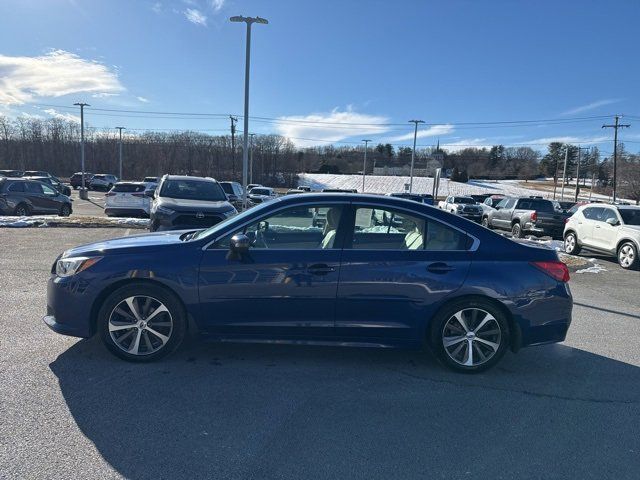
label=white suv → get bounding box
[563,204,640,269]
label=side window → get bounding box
[583,207,604,220]
[42,184,56,196]
[351,207,468,251]
[7,182,25,193]
[495,198,508,209]
[25,182,43,194]
[503,199,516,209]
[216,204,343,250]
[601,209,618,224]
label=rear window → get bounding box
[112,183,146,193]
[517,199,554,212]
[251,188,271,195]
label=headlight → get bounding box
[456,205,463,211]
[223,208,237,217]
[56,256,102,277]
[153,205,175,216]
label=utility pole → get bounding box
[602,115,630,202]
[575,146,589,202]
[560,145,570,201]
[408,119,425,193]
[229,115,238,179]
[361,139,371,193]
[115,127,125,180]
[249,133,256,184]
[74,102,89,199]
[230,15,269,210]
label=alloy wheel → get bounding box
[108,295,173,355]
[442,308,502,367]
[619,244,635,268]
[565,234,576,254]
[15,205,28,216]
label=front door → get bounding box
[592,207,620,251]
[198,202,348,339]
[335,205,471,343]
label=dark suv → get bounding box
[70,172,94,189]
[149,175,236,231]
[0,178,72,216]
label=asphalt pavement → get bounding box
[0,228,639,480]
[68,189,107,217]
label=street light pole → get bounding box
[249,133,256,184]
[361,139,371,193]
[408,119,425,193]
[560,145,569,201]
[74,102,89,197]
[115,127,125,180]
[230,15,268,210]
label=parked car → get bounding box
[480,195,505,213]
[248,186,277,204]
[43,193,572,373]
[297,185,312,192]
[483,197,568,239]
[564,204,640,269]
[286,188,305,195]
[24,176,71,197]
[219,181,244,209]
[247,183,262,191]
[105,182,151,217]
[0,177,72,216]
[90,174,119,191]
[23,170,51,178]
[438,196,483,222]
[142,176,159,191]
[149,175,236,232]
[556,201,576,213]
[470,194,492,204]
[388,193,434,205]
[322,188,358,193]
[0,169,24,177]
[69,172,94,189]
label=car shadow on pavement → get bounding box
[50,337,640,480]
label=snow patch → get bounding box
[576,263,607,274]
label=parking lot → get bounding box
[0,227,638,479]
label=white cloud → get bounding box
[92,92,119,98]
[0,49,124,105]
[439,138,493,152]
[136,96,150,103]
[561,99,621,116]
[151,2,162,14]
[43,108,80,123]
[275,108,391,147]
[184,8,207,26]
[520,135,610,145]
[388,124,455,142]
[210,0,224,11]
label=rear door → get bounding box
[335,203,472,342]
[23,182,51,213]
[493,198,515,229]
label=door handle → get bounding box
[427,262,455,274]
[307,263,336,275]
[595,225,601,229]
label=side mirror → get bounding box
[495,206,501,210]
[229,233,251,255]
[605,217,619,226]
[145,189,155,198]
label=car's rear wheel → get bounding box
[511,222,522,238]
[564,232,581,255]
[98,284,186,362]
[59,204,71,217]
[431,299,510,373]
[618,242,638,270]
[14,203,29,216]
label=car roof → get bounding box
[162,175,217,182]
[616,204,640,210]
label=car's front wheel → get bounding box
[98,283,186,362]
[618,242,639,270]
[431,299,510,373]
[564,232,581,255]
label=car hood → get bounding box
[62,230,193,258]
[156,197,234,212]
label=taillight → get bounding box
[530,211,537,222]
[530,261,570,282]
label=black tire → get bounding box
[618,242,639,270]
[97,283,187,362]
[430,298,510,373]
[481,216,492,229]
[511,222,522,238]
[59,204,72,217]
[564,231,581,255]
[14,203,30,216]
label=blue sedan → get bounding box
[44,193,572,372]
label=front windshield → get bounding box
[160,179,227,201]
[456,197,475,204]
[191,200,275,240]
[220,183,233,194]
[619,209,640,225]
[251,188,270,195]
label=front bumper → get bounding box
[105,207,149,217]
[45,275,97,338]
[43,314,89,337]
[151,211,229,231]
[459,212,482,222]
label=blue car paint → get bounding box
[44,194,572,351]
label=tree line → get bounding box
[0,115,638,201]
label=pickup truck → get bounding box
[482,196,568,239]
[438,195,483,222]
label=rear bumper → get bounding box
[524,223,564,238]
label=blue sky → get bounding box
[1,0,639,154]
